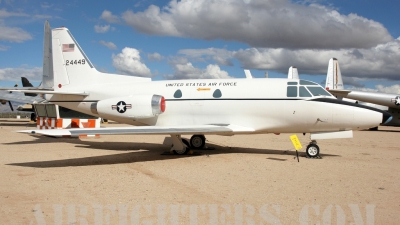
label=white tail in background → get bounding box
[325,58,343,90]
[41,21,54,89]
[287,66,299,79]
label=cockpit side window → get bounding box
[287,86,298,97]
[299,86,312,97]
[306,86,331,96]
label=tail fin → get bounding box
[51,24,98,89]
[325,58,343,90]
[287,66,299,79]
[21,77,38,96]
[21,77,34,87]
[41,20,54,89]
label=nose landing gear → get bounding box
[306,140,320,158]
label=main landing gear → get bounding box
[306,140,320,158]
[170,134,206,155]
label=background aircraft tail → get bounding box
[41,21,54,89]
[287,66,299,79]
[325,58,343,90]
[21,77,38,97]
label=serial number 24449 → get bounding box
[66,59,85,66]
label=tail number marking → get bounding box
[66,59,86,66]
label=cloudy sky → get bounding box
[0,0,399,93]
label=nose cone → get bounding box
[382,111,392,124]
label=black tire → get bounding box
[306,144,320,158]
[30,113,36,122]
[182,139,190,148]
[173,147,189,155]
[190,135,206,149]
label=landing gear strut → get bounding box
[170,134,207,155]
[306,140,320,158]
[170,134,190,155]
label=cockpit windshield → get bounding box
[286,80,332,97]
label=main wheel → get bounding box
[306,144,320,158]
[190,135,206,149]
[173,147,189,155]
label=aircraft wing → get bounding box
[329,89,400,108]
[0,87,89,96]
[18,124,255,137]
[0,91,43,104]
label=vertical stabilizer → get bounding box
[51,25,97,89]
[288,66,299,79]
[244,70,253,79]
[41,20,54,89]
[325,58,343,90]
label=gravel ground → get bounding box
[0,119,399,224]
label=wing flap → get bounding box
[18,125,254,137]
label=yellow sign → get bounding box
[290,134,302,150]
[197,88,210,91]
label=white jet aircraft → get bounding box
[325,58,399,127]
[3,21,392,158]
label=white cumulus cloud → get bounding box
[112,47,153,77]
[100,10,120,23]
[94,25,110,33]
[0,67,42,81]
[118,0,392,49]
[147,52,163,61]
[166,63,231,80]
[99,40,117,50]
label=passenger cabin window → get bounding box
[306,86,331,96]
[287,86,298,97]
[174,89,182,98]
[213,89,222,98]
[299,86,312,97]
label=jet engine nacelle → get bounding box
[1,100,7,105]
[91,94,165,120]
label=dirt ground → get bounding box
[0,119,399,224]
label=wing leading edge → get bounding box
[18,124,255,137]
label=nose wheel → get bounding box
[306,141,320,158]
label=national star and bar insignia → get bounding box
[391,96,400,106]
[112,101,132,113]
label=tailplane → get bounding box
[325,58,343,90]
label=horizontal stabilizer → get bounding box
[18,124,255,137]
[2,89,89,96]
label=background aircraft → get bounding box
[3,21,392,158]
[325,58,400,127]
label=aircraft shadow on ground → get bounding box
[0,122,36,127]
[5,137,339,168]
